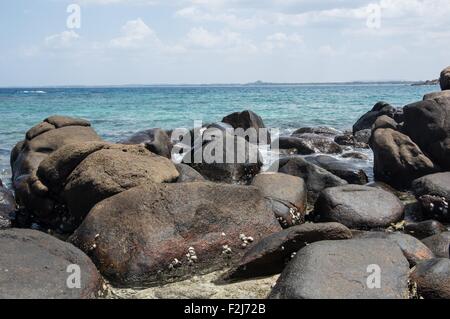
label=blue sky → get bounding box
[0,0,449,86]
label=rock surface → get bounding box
[0,181,15,229]
[224,222,352,280]
[440,66,450,90]
[175,163,205,183]
[70,182,281,287]
[271,156,347,203]
[269,239,410,299]
[121,128,173,158]
[0,228,103,299]
[222,110,271,144]
[421,232,450,258]
[411,258,450,299]
[251,173,307,227]
[403,97,450,170]
[314,185,404,230]
[353,101,396,134]
[405,220,447,240]
[288,133,343,154]
[370,128,438,188]
[304,155,368,185]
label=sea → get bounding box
[0,84,439,186]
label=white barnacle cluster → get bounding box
[222,244,232,256]
[186,247,198,265]
[168,258,182,270]
[239,233,254,249]
[290,207,302,225]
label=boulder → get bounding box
[121,128,173,158]
[275,137,315,155]
[292,126,341,136]
[288,133,343,154]
[304,155,368,185]
[222,110,271,144]
[0,181,15,229]
[183,134,262,184]
[423,91,450,101]
[354,129,372,145]
[413,173,450,222]
[334,133,369,148]
[0,228,103,299]
[440,66,450,90]
[69,182,281,287]
[269,239,410,299]
[353,101,396,134]
[270,156,347,203]
[422,232,450,258]
[370,128,438,189]
[372,115,398,131]
[314,185,404,230]
[353,231,434,266]
[417,195,449,223]
[251,173,307,227]
[341,152,369,160]
[411,258,450,299]
[18,142,179,232]
[403,97,450,169]
[175,164,205,183]
[11,116,102,221]
[224,223,352,280]
[405,220,447,240]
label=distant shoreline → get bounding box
[0,80,441,89]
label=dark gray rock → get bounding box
[270,156,347,204]
[304,155,368,185]
[0,180,15,229]
[411,258,450,299]
[288,133,343,154]
[334,132,369,148]
[353,101,396,134]
[341,152,369,160]
[353,231,434,266]
[269,239,410,299]
[175,163,205,183]
[405,220,448,240]
[423,91,450,101]
[222,110,271,144]
[422,232,450,258]
[314,185,404,230]
[0,228,104,299]
[292,126,341,136]
[403,97,450,170]
[121,128,173,158]
[412,172,450,200]
[372,115,399,131]
[440,66,450,90]
[224,222,352,280]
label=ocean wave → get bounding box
[21,90,46,94]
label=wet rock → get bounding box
[417,195,449,223]
[365,181,399,193]
[353,101,396,134]
[314,185,404,230]
[271,156,347,204]
[354,129,372,145]
[183,134,262,184]
[353,231,434,266]
[0,228,103,299]
[341,152,369,160]
[222,110,271,144]
[289,133,343,154]
[0,180,15,229]
[370,128,438,189]
[275,136,315,155]
[403,97,450,170]
[121,128,173,158]
[269,239,410,299]
[251,173,307,227]
[224,222,352,280]
[175,164,205,183]
[372,115,399,131]
[413,173,450,222]
[440,66,450,90]
[334,132,369,148]
[405,220,447,240]
[69,182,281,287]
[411,258,450,299]
[422,232,450,258]
[304,155,368,185]
[423,91,450,100]
[292,126,341,136]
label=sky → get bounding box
[0,0,449,86]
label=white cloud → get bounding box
[264,32,303,51]
[185,27,243,49]
[45,30,80,49]
[77,0,158,5]
[109,18,160,49]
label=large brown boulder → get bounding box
[370,128,438,188]
[0,228,103,299]
[269,239,410,299]
[314,185,404,230]
[403,97,450,170]
[440,66,450,90]
[17,141,179,232]
[11,117,103,221]
[69,182,281,287]
[121,128,173,158]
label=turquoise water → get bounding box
[0,84,438,183]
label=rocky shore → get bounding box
[1,67,449,299]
